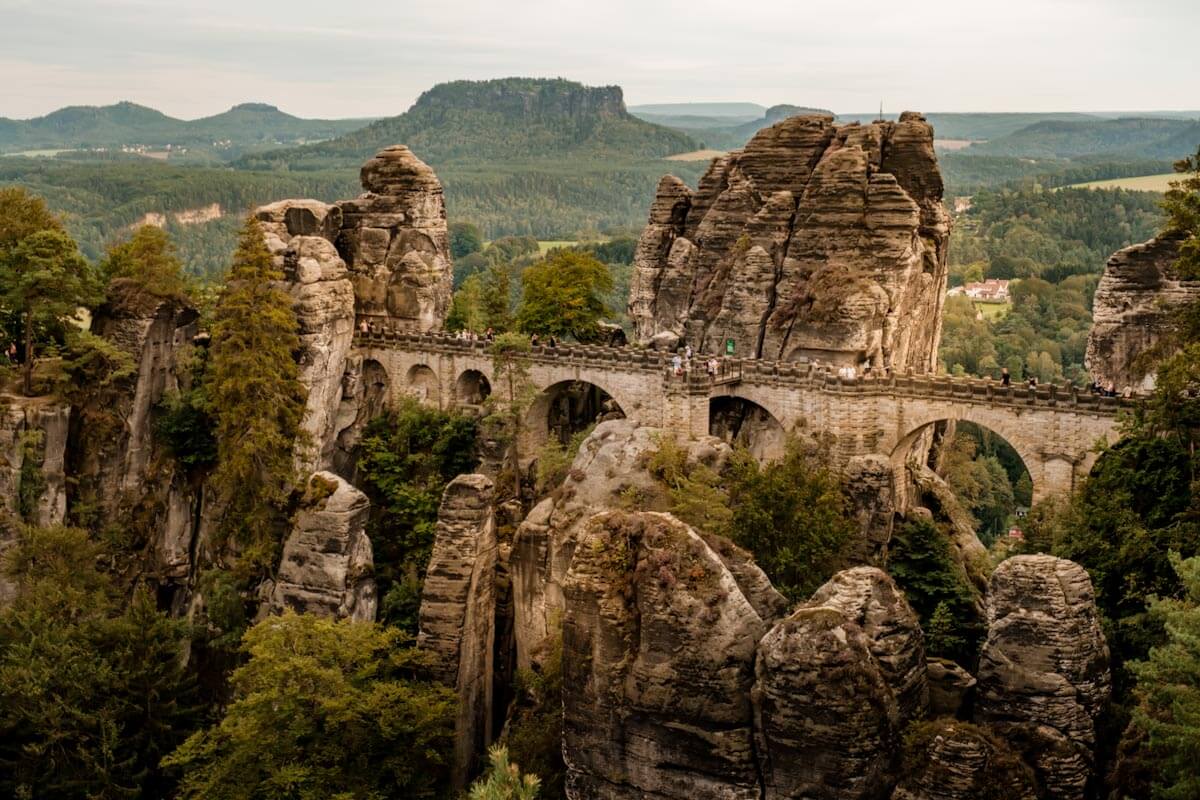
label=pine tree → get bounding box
[206,216,307,568]
[1131,555,1200,799]
[468,745,541,800]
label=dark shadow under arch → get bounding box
[709,395,785,462]
[528,380,625,447]
[455,369,491,406]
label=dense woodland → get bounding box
[1,78,1199,797]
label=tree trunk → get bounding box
[22,311,33,396]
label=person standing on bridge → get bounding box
[672,353,683,376]
[1001,367,1010,387]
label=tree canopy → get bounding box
[206,216,306,568]
[515,250,613,341]
[163,612,456,800]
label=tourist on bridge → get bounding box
[685,343,693,361]
[672,353,683,376]
[1027,375,1038,390]
[1001,367,1010,387]
[358,318,369,335]
[548,335,558,348]
[530,333,540,347]
[706,357,718,378]
[484,327,494,342]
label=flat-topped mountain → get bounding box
[238,77,699,169]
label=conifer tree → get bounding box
[206,217,306,567]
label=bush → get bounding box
[888,518,983,665]
[164,612,456,800]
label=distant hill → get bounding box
[632,103,833,150]
[967,117,1200,159]
[236,78,705,238]
[0,101,371,159]
[242,78,698,169]
[832,112,1103,142]
[628,102,767,121]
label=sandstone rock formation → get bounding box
[269,471,376,621]
[974,555,1110,800]
[417,474,498,792]
[1086,233,1199,393]
[807,566,929,722]
[0,396,70,604]
[844,454,896,564]
[629,112,950,373]
[255,145,452,473]
[562,511,766,800]
[753,604,900,800]
[512,419,736,668]
[256,201,356,473]
[926,658,976,718]
[890,720,1037,800]
[1,396,69,529]
[65,288,200,584]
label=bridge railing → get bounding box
[352,320,1132,414]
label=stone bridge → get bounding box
[352,327,1129,506]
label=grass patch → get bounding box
[1068,173,1177,192]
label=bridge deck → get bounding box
[353,328,1130,417]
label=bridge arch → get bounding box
[890,410,1043,517]
[405,363,441,406]
[360,358,391,420]
[526,379,626,449]
[708,392,786,462]
[454,369,491,407]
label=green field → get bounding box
[976,301,1011,321]
[1068,173,1177,192]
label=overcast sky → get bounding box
[1,0,1196,120]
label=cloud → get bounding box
[0,0,1196,118]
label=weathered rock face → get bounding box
[753,604,901,800]
[807,566,929,723]
[511,419,735,669]
[256,146,452,471]
[66,291,200,581]
[417,474,497,792]
[926,658,976,719]
[256,202,357,473]
[0,396,70,604]
[339,145,453,329]
[269,471,376,621]
[1086,233,1199,393]
[844,454,896,564]
[974,555,1111,800]
[562,511,767,800]
[629,112,950,372]
[890,720,1038,800]
[1,396,69,529]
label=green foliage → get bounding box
[937,425,1022,542]
[1129,555,1200,800]
[101,224,190,302]
[724,439,855,603]
[645,434,733,536]
[0,525,199,799]
[489,333,538,500]
[206,216,307,569]
[505,631,564,798]
[450,220,485,259]
[163,612,456,800]
[516,250,614,341]
[535,424,593,496]
[355,400,478,632]
[155,387,218,470]
[56,327,138,416]
[469,745,541,800]
[1163,146,1200,278]
[1031,435,1197,689]
[888,518,982,665]
[16,430,46,522]
[968,117,1200,161]
[0,203,101,393]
